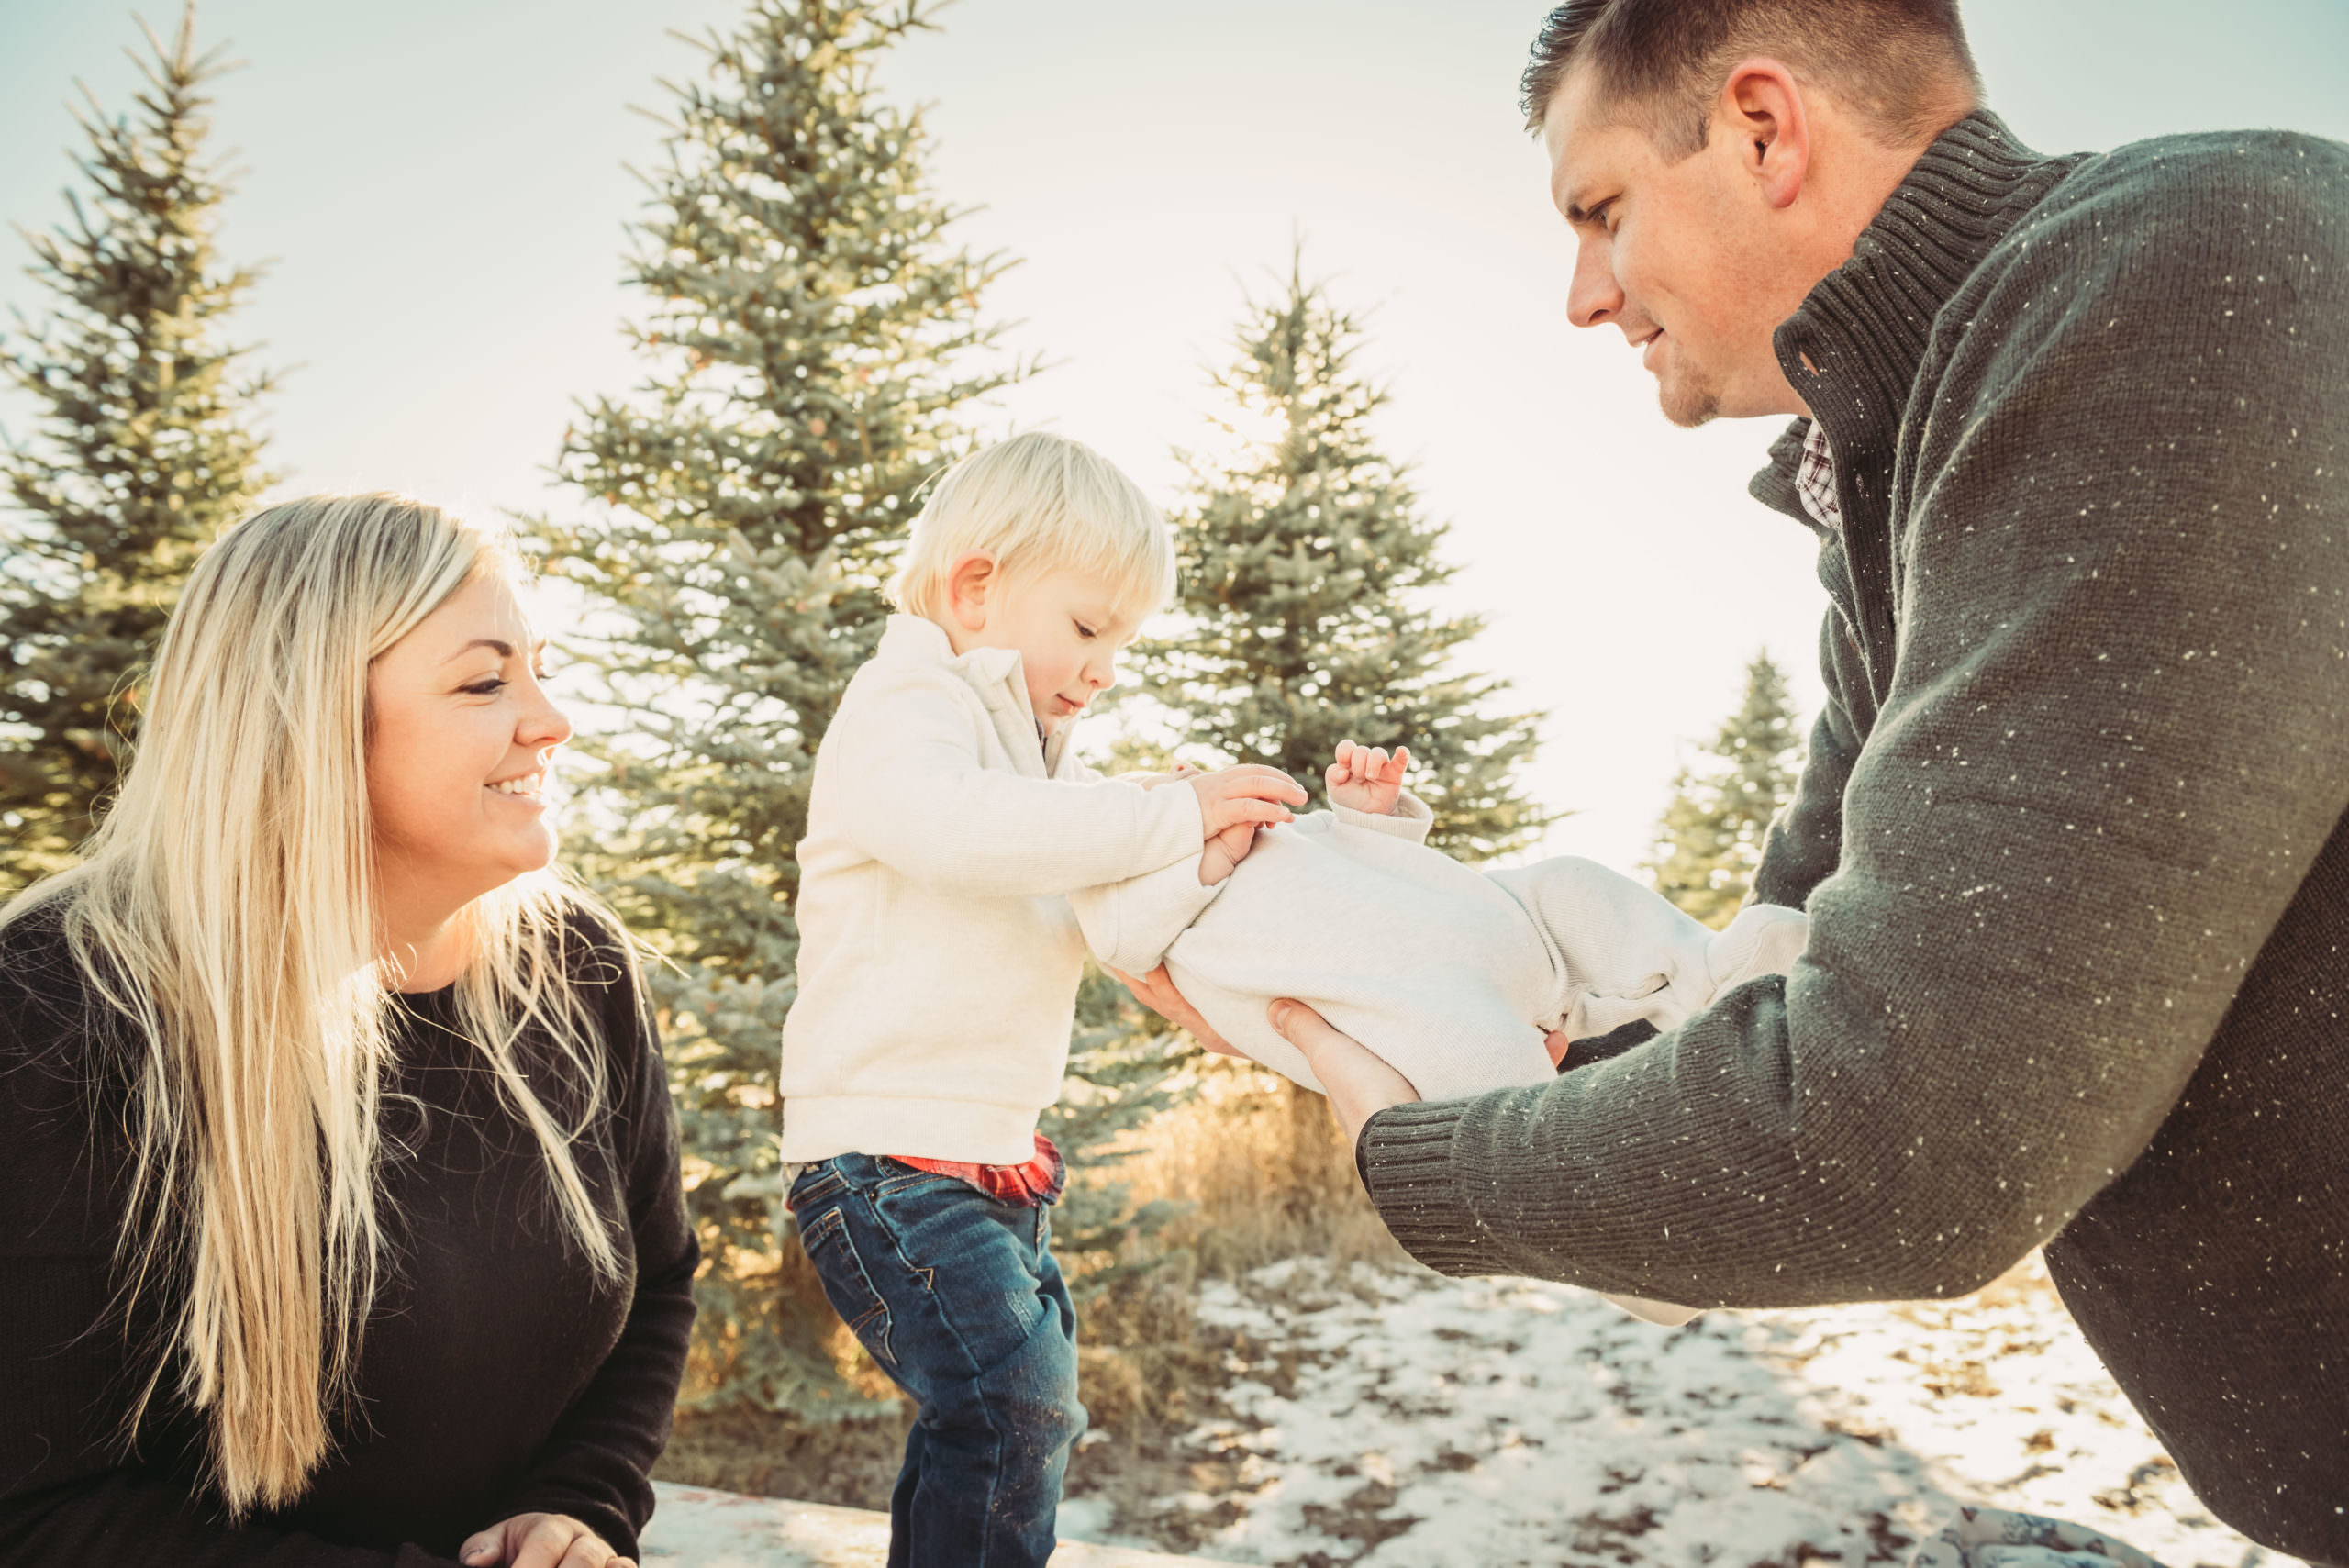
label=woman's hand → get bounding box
[461,1513,632,1568]
[1113,964,1245,1058]
[1268,999,1419,1143]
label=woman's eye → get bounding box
[462,677,509,696]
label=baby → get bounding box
[1076,742,1809,1104]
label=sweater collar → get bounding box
[876,613,1064,773]
[879,612,1022,689]
[1755,111,2078,525]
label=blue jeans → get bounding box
[790,1153,1085,1568]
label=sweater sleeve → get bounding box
[1360,147,2349,1307]
[0,995,458,1568]
[479,932,696,1559]
[1070,855,1224,977]
[828,670,1204,895]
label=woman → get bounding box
[0,495,696,1568]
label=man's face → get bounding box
[1542,64,1806,427]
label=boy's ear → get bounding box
[946,551,998,632]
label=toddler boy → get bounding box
[781,431,1298,1566]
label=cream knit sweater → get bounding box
[781,616,1214,1164]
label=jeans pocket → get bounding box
[789,1160,850,1209]
[797,1205,895,1367]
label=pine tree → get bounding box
[1642,651,1805,929]
[0,6,279,888]
[1132,258,1548,862]
[523,0,1022,1419]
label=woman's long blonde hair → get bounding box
[0,495,623,1515]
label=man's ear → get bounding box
[946,550,998,633]
[1720,59,1811,211]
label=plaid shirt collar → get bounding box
[1794,420,1842,532]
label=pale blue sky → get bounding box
[5,0,2345,867]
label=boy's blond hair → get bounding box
[890,431,1175,624]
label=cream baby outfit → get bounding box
[1074,794,1809,1103]
[782,615,1219,1165]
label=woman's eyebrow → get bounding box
[440,638,518,662]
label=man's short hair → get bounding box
[1520,0,1981,157]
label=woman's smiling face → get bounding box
[364,572,573,914]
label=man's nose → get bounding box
[1566,233,1624,330]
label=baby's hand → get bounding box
[1198,822,1259,886]
[1188,764,1307,838]
[1326,739,1411,815]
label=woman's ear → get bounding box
[946,551,998,633]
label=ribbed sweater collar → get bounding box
[1773,111,2076,509]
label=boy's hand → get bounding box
[1326,739,1410,815]
[1188,764,1307,837]
[1198,821,1259,885]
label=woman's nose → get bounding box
[520,686,573,751]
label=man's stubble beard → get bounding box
[1657,361,1721,428]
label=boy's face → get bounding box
[965,565,1143,736]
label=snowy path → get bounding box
[1125,1256,2297,1568]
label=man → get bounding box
[1129,0,2348,1558]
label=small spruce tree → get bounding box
[524,0,1022,1419]
[0,6,279,887]
[1642,651,1805,928]
[1133,257,1547,862]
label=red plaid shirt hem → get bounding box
[888,1132,1065,1207]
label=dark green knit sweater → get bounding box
[1359,113,2349,1560]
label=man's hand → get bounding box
[1189,763,1308,836]
[1326,740,1411,816]
[461,1514,631,1568]
[1268,999,1419,1143]
[1113,963,1245,1058]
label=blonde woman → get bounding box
[0,496,695,1568]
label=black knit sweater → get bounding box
[1358,114,2349,1561]
[0,903,697,1566]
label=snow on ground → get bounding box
[1132,1255,2297,1568]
